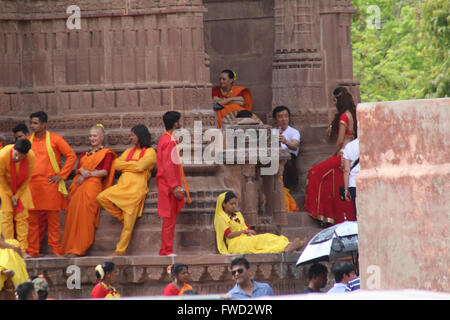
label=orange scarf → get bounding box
[10,149,28,215]
[164,131,192,204]
[125,146,146,162]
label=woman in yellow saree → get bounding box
[214,191,305,254]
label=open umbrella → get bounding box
[296,221,358,267]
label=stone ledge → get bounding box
[24,252,323,298]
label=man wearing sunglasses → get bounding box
[227,257,274,299]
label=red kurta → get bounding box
[156,133,185,218]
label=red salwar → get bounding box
[156,132,188,256]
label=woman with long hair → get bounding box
[212,69,253,128]
[303,87,357,226]
[96,125,156,256]
[62,124,117,257]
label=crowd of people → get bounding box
[0,68,360,299]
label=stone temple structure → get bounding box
[0,0,361,298]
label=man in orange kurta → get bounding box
[27,111,77,257]
[0,139,35,253]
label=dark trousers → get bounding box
[349,187,357,220]
[283,153,298,191]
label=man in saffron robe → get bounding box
[212,69,253,128]
[97,125,156,256]
[27,111,77,257]
[0,139,35,255]
[156,111,191,256]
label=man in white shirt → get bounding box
[327,262,357,294]
[342,138,359,218]
[273,106,301,191]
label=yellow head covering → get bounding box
[214,192,248,254]
[214,192,230,254]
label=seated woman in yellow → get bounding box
[96,125,156,256]
[214,191,306,254]
[212,69,253,128]
[0,216,29,299]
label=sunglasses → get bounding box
[231,268,244,276]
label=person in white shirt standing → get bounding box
[327,262,357,294]
[273,106,301,191]
[342,138,359,219]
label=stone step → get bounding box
[286,211,322,228]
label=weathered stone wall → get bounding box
[357,98,450,292]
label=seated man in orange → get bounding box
[212,69,253,128]
[27,111,77,257]
[0,139,35,255]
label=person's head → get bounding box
[236,110,253,119]
[89,124,105,148]
[272,105,291,130]
[16,282,38,300]
[29,111,48,134]
[31,276,49,300]
[162,111,181,131]
[13,123,29,141]
[222,191,238,214]
[230,257,251,286]
[331,87,357,137]
[130,125,151,148]
[219,69,236,90]
[332,262,357,284]
[307,263,328,289]
[168,263,190,284]
[95,262,118,284]
[12,139,31,162]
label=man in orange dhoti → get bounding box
[97,125,156,256]
[212,69,253,128]
[156,111,191,256]
[62,124,117,256]
[0,139,35,255]
[27,111,77,257]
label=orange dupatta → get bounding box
[213,85,253,128]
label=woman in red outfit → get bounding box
[91,262,120,299]
[163,263,194,296]
[303,87,357,226]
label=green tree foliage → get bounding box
[351,0,449,102]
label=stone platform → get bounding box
[25,251,331,299]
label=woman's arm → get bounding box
[331,123,346,157]
[343,158,352,201]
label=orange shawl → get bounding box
[213,85,253,128]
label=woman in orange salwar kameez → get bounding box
[62,124,116,257]
[212,69,253,128]
[303,87,357,226]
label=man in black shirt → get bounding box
[303,263,328,293]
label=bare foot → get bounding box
[64,253,79,258]
[1,269,15,278]
[22,252,33,259]
[285,238,308,253]
[110,252,124,257]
